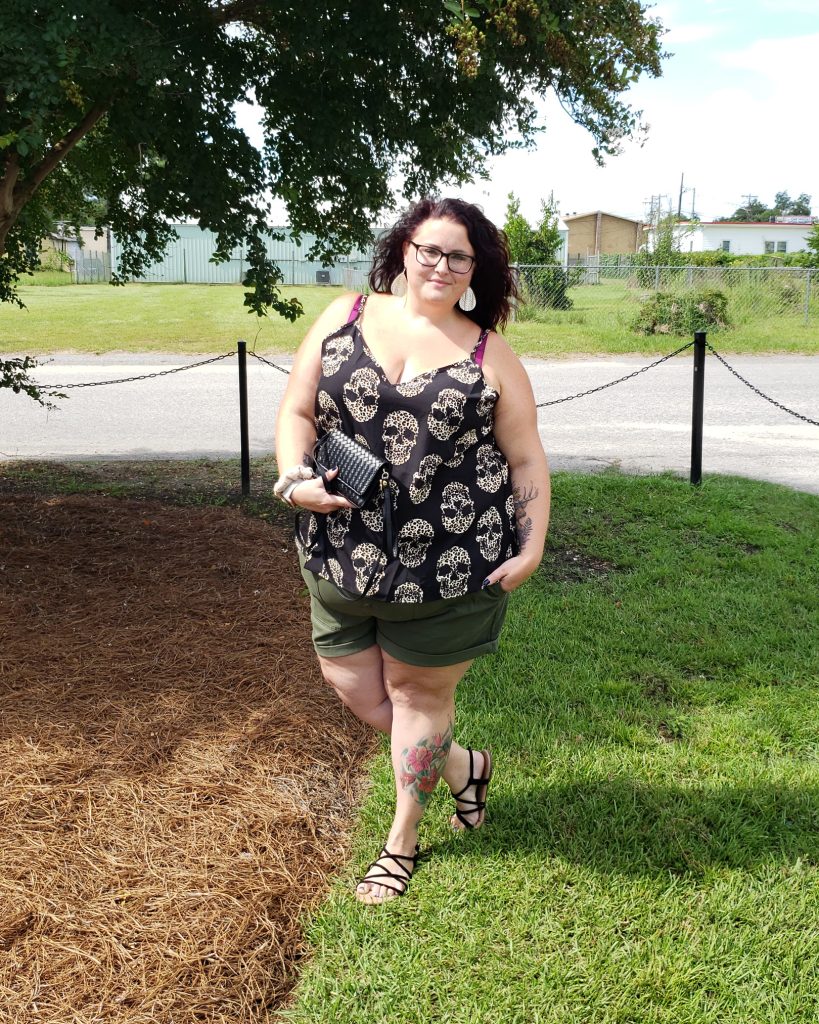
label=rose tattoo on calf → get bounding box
[399,721,454,806]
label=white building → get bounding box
[673,219,815,256]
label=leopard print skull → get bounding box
[476,386,497,423]
[444,429,478,468]
[427,388,466,441]
[394,581,424,603]
[397,518,435,568]
[476,507,503,562]
[351,542,387,593]
[447,361,482,385]
[440,482,475,534]
[476,443,508,492]
[506,493,516,533]
[321,333,355,376]
[316,390,341,433]
[396,376,431,398]
[327,557,345,588]
[326,507,352,549]
[382,410,419,465]
[360,503,383,532]
[343,367,380,422]
[436,546,471,599]
[409,454,443,504]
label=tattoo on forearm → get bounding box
[513,481,538,549]
[399,721,454,806]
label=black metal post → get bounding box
[238,340,250,496]
[690,331,706,486]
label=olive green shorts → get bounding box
[299,559,509,667]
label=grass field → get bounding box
[2,280,817,356]
[281,469,818,1023]
[3,459,817,1022]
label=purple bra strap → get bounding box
[473,329,489,367]
[345,293,364,325]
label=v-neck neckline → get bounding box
[354,323,483,390]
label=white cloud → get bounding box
[665,22,720,44]
[719,33,818,90]
[648,2,721,44]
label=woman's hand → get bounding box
[483,554,540,593]
[291,467,355,513]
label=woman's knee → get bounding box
[383,662,466,711]
[318,647,385,705]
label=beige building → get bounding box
[563,211,646,263]
[40,225,109,269]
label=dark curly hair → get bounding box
[368,197,518,331]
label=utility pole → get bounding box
[678,173,685,218]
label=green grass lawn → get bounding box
[280,470,818,1024]
[2,281,817,356]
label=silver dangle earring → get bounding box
[390,270,408,298]
[458,286,476,312]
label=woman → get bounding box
[275,197,550,904]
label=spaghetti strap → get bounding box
[345,293,366,325]
[472,328,490,367]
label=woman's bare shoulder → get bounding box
[482,330,529,394]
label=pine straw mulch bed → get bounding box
[0,490,376,1023]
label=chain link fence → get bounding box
[515,262,816,332]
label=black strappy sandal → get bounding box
[450,748,493,831]
[356,844,420,903]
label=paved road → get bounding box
[2,351,818,494]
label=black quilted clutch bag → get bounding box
[313,429,388,508]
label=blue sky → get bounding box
[237,1,817,228]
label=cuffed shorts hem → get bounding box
[300,556,508,668]
[376,632,502,668]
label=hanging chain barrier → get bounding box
[23,332,817,495]
[247,350,291,375]
[35,340,817,427]
[535,340,695,408]
[704,342,819,427]
[45,351,236,391]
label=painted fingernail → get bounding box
[481,578,490,589]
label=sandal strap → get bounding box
[359,845,419,895]
[450,748,481,799]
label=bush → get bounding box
[516,265,581,310]
[632,289,730,336]
[38,248,74,273]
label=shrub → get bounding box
[632,289,731,336]
[516,265,581,310]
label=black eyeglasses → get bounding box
[409,241,476,274]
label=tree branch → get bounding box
[12,101,111,214]
[0,150,21,219]
[210,0,267,27]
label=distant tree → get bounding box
[504,191,573,308]
[718,191,812,222]
[774,192,812,217]
[503,192,563,265]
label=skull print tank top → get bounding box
[298,295,519,602]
